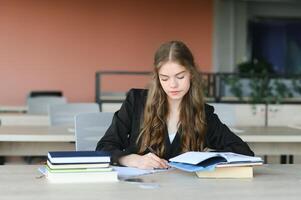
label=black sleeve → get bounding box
[204,105,254,156]
[96,89,136,165]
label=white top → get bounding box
[169,132,176,143]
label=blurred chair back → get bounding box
[101,103,122,112]
[75,112,114,151]
[27,96,67,115]
[28,91,63,98]
[49,103,99,126]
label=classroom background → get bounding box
[0,0,301,165]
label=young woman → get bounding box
[96,41,254,169]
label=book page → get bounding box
[221,153,263,163]
[169,152,220,165]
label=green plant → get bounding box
[224,59,295,105]
[271,79,293,104]
[222,75,243,101]
[237,59,274,74]
[248,71,272,104]
[292,79,301,95]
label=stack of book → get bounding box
[45,151,118,183]
[169,152,263,178]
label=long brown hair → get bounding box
[137,41,207,156]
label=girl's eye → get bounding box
[161,78,168,81]
[177,76,184,79]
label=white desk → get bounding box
[0,164,300,200]
[0,126,75,156]
[0,114,49,126]
[235,126,301,155]
[0,126,301,156]
[0,105,27,113]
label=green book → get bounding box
[45,165,113,173]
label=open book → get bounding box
[169,152,263,172]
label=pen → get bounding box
[147,146,170,169]
[147,146,157,156]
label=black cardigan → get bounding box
[96,89,254,165]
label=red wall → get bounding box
[0,0,213,105]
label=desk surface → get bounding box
[0,126,74,142]
[1,125,300,142]
[0,126,74,156]
[235,126,301,142]
[234,126,301,155]
[0,114,49,126]
[0,105,27,113]
[0,126,301,156]
[0,164,300,200]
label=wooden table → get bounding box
[234,126,301,155]
[0,164,300,200]
[0,126,74,156]
[0,105,27,113]
[0,126,301,157]
[0,114,49,126]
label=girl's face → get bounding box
[158,61,191,102]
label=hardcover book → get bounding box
[195,166,254,178]
[48,151,111,164]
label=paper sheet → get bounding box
[112,166,170,179]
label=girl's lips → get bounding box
[169,91,180,95]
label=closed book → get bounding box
[196,166,253,179]
[47,160,110,169]
[48,151,110,164]
[45,167,118,183]
[169,152,263,172]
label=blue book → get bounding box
[48,151,111,164]
[169,152,263,172]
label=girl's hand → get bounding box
[119,153,169,170]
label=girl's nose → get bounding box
[170,78,178,88]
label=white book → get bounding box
[45,168,118,183]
